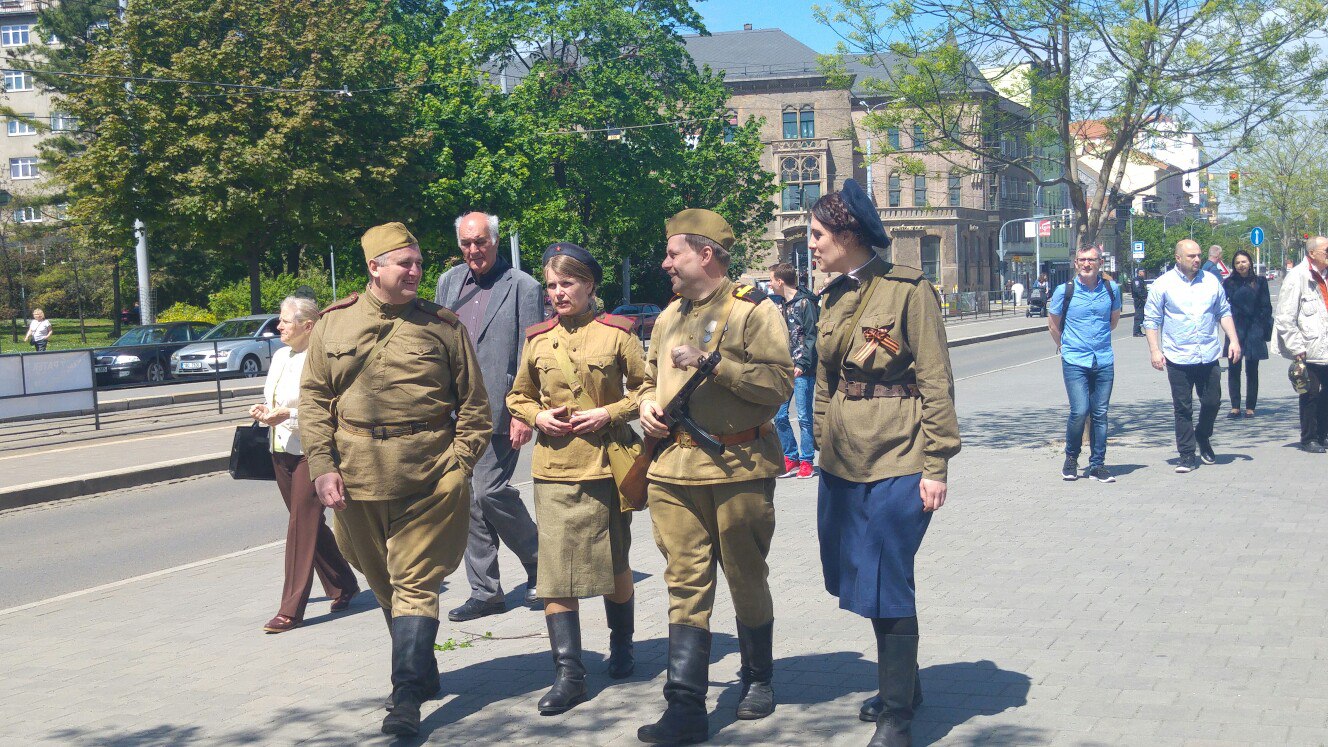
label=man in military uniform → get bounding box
[637,209,794,745]
[301,222,492,737]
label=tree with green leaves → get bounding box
[1232,116,1328,269]
[816,0,1328,250]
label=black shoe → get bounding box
[1087,465,1115,483]
[1174,455,1198,473]
[1301,440,1327,454]
[447,597,505,623]
[524,563,540,608]
[538,612,588,715]
[637,624,711,745]
[868,630,919,747]
[381,615,440,737]
[605,596,635,679]
[1226,410,1241,419]
[1061,456,1079,481]
[860,669,923,722]
[1198,440,1216,465]
[734,619,774,720]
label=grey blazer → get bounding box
[436,260,545,435]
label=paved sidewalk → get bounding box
[3,331,1324,745]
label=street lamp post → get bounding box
[857,100,891,201]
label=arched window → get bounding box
[779,155,822,210]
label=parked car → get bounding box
[611,303,662,338]
[93,322,215,385]
[170,315,284,378]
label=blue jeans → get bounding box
[1063,359,1114,468]
[775,375,816,462]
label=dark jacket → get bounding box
[772,286,818,374]
[1130,276,1148,302]
[1222,272,1273,361]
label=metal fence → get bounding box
[938,291,1026,320]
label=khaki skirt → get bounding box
[533,478,632,598]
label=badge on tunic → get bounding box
[702,320,718,344]
[850,324,901,365]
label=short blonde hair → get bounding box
[280,296,319,325]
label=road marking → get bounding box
[0,539,285,617]
[0,423,238,461]
[956,353,1060,382]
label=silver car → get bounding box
[170,315,285,378]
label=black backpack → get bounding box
[1059,279,1116,319]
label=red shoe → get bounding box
[797,461,815,479]
[778,457,798,478]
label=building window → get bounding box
[782,110,797,140]
[3,70,32,91]
[887,127,900,150]
[50,112,76,132]
[913,174,927,207]
[1,24,29,47]
[779,155,821,211]
[912,123,926,149]
[921,235,941,284]
[7,114,35,136]
[948,172,961,206]
[10,157,39,179]
[13,206,42,223]
[888,172,901,207]
[722,109,737,144]
[799,108,814,138]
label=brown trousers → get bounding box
[272,452,357,620]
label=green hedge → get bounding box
[208,274,334,320]
[156,302,217,324]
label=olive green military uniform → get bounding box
[640,278,794,629]
[300,287,492,619]
[506,310,648,598]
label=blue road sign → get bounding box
[1251,227,1264,246]
[1132,241,1145,260]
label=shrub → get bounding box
[208,274,334,320]
[156,302,216,324]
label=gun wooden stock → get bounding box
[619,434,662,510]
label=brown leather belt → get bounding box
[838,380,921,399]
[338,413,451,439]
[673,421,774,448]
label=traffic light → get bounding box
[1229,171,1240,196]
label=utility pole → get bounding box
[120,0,152,324]
[510,232,520,270]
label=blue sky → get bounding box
[696,0,841,52]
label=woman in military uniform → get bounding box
[810,180,961,747]
[506,243,647,715]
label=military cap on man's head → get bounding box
[543,242,602,284]
[838,179,891,253]
[666,209,735,251]
[361,222,419,264]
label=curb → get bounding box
[0,453,229,512]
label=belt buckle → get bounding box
[371,425,390,440]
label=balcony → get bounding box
[772,137,829,156]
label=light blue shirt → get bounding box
[1143,266,1232,364]
[1049,277,1121,367]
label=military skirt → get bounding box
[817,470,931,618]
[533,478,632,598]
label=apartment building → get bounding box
[0,0,63,226]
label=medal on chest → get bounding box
[701,320,719,344]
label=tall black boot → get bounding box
[867,634,919,747]
[605,596,635,679]
[638,624,711,745]
[538,611,588,715]
[383,610,440,712]
[381,615,440,737]
[734,618,775,719]
[859,667,923,722]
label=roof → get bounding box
[681,28,824,81]
[1071,120,1110,140]
[846,54,997,97]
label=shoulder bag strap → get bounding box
[837,275,882,369]
[550,336,600,413]
[340,314,408,402]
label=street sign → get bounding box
[1251,227,1264,246]
[1038,219,1052,238]
[1132,241,1145,260]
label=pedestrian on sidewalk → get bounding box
[810,180,960,747]
[505,244,646,715]
[769,262,818,479]
[1222,250,1273,418]
[301,222,492,737]
[1143,239,1241,473]
[24,309,51,351]
[1011,279,1025,307]
[1202,245,1231,281]
[435,211,543,623]
[1130,269,1149,337]
[1048,245,1122,483]
[636,209,793,744]
[250,295,359,634]
[1274,236,1328,453]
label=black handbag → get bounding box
[229,422,276,480]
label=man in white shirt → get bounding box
[24,308,52,351]
[1144,240,1242,473]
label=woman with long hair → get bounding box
[1222,249,1273,417]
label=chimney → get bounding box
[743,23,753,30]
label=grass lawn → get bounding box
[2,317,121,354]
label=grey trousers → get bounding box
[463,434,539,601]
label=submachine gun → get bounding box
[619,351,722,508]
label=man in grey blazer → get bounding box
[436,211,544,621]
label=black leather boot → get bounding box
[381,615,440,737]
[538,611,588,715]
[605,596,636,678]
[383,610,440,712]
[859,668,922,722]
[734,619,774,719]
[867,634,919,747]
[638,624,711,745]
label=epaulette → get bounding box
[595,313,635,333]
[414,298,459,327]
[319,292,359,318]
[883,263,926,283]
[732,284,768,304]
[525,317,559,340]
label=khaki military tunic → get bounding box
[299,288,492,618]
[640,278,794,629]
[506,310,647,598]
[814,255,961,482]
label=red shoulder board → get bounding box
[319,292,358,317]
[524,317,559,340]
[732,284,769,304]
[595,313,635,333]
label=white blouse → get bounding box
[262,347,305,454]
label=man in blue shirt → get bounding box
[1049,245,1122,482]
[1144,239,1242,472]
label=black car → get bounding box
[93,322,215,385]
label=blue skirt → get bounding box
[818,470,931,618]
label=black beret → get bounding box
[839,179,891,253]
[542,242,602,284]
